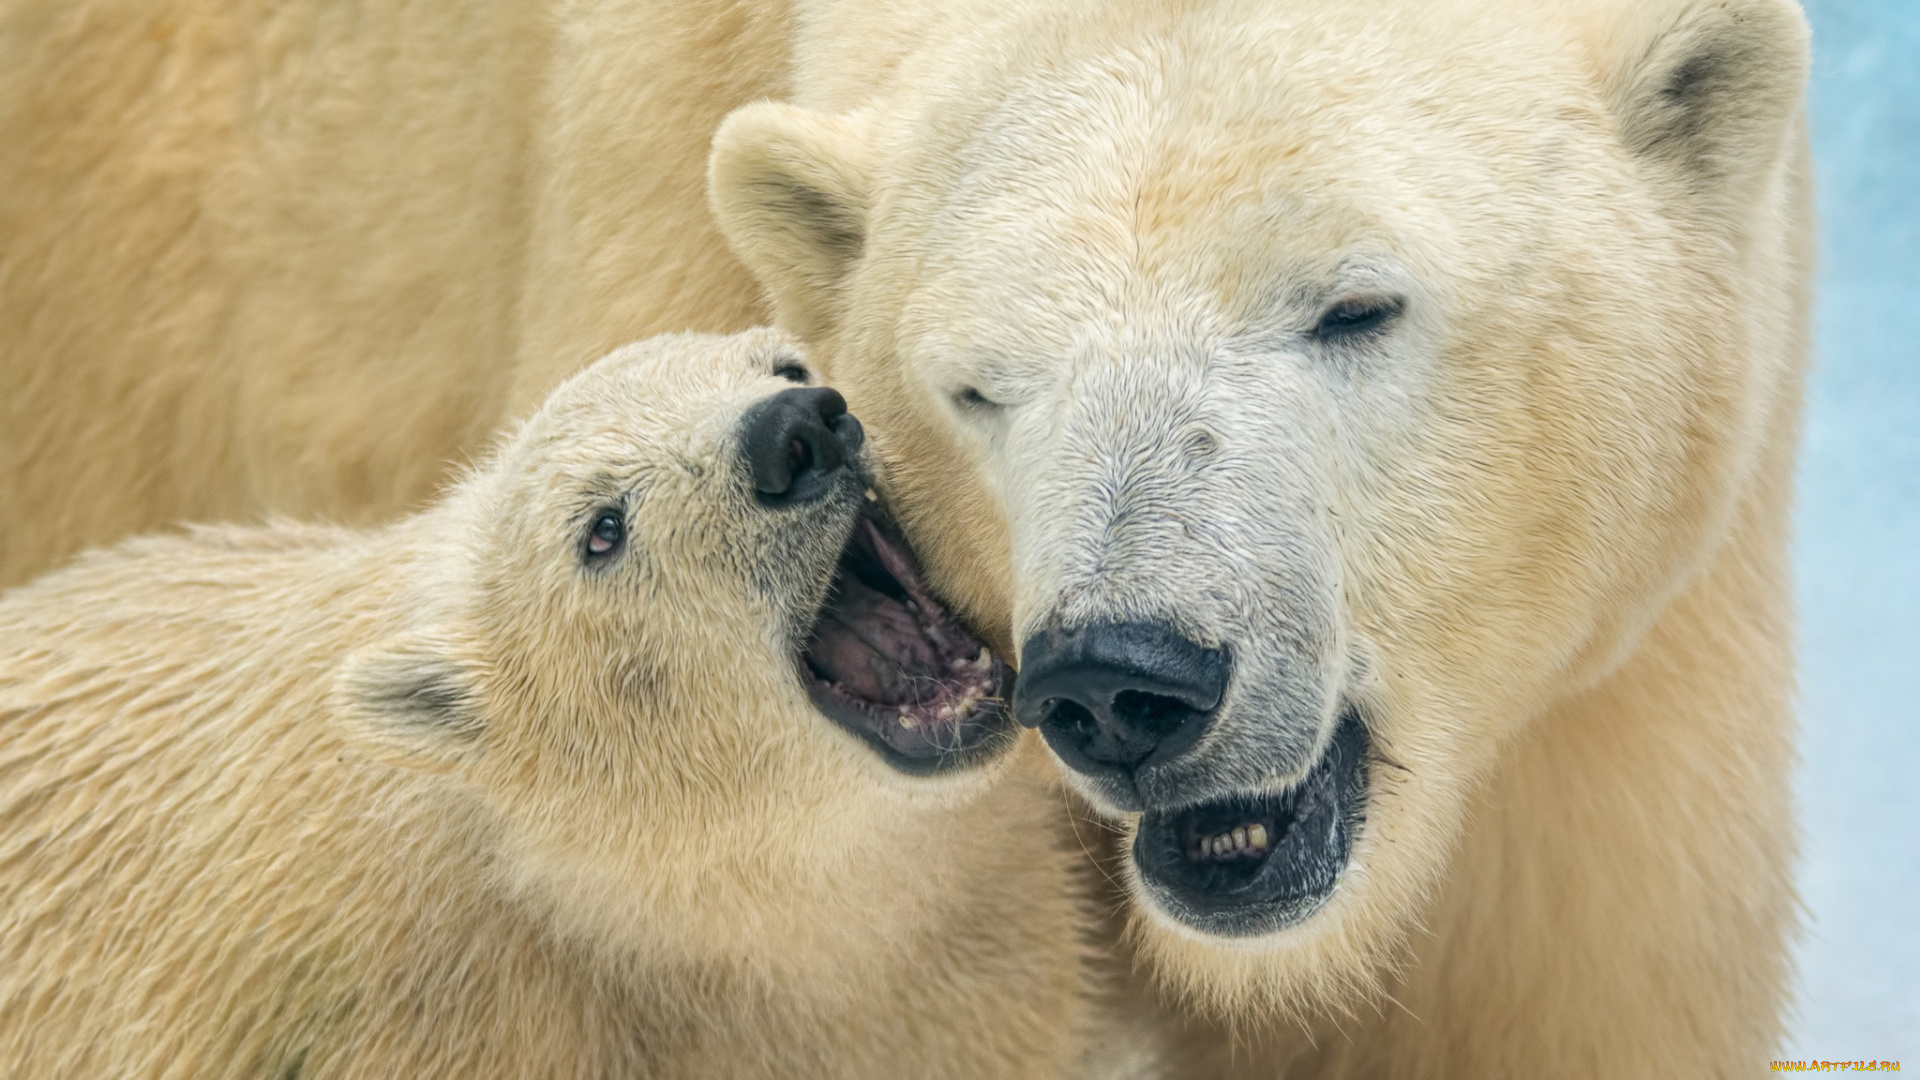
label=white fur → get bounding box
[711,0,1812,1072]
[0,331,1095,1079]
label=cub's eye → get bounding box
[1315,296,1403,340]
[585,509,626,560]
[773,361,811,384]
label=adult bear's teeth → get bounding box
[898,713,918,729]
[1190,824,1273,861]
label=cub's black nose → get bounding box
[1014,622,1228,804]
[739,387,864,507]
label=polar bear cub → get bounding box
[0,330,1091,1080]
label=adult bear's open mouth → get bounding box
[1130,709,1370,937]
[799,502,1017,776]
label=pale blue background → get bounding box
[1785,0,1918,1059]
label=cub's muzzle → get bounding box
[739,386,865,507]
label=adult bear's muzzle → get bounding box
[1012,620,1229,812]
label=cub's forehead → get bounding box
[555,329,805,408]
[526,330,805,431]
[499,328,807,480]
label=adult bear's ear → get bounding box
[1597,0,1809,225]
[334,628,486,773]
[709,103,875,342]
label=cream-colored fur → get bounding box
[0,330,1093,1079]
[0,0,782,587]
[0,0,1810,1075]
[708,0,1812,1076]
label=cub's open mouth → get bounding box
[799,503,1016,776]
[1131,709,1370,937]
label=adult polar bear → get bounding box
[707,1,1811,1075]
[0,0,1809,1075]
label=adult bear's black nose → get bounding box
[739,387,864,507]
[1014,622,1228,804]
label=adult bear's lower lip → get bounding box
[798,504,1017,776]
[1130,709,1370,937]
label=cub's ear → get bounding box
[333,628,486,772]
[1598,0,1809,222]
[709,103,875,342]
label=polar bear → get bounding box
[706,0,1812,1075]
[0,330,1093,1080]
[0,0,1810,1075]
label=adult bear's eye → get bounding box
[952,387,1002,414]
[585,509,626,560]
[773,361,810,384]
[1315,296,1403,340]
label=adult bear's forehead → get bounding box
[879,39,1635,340]
[886,0,1622,237]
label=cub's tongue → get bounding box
[804,545,943,703]
[799,511,1015,776]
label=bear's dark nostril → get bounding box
[1112,689,1198,731]
[1047,698,1101,742]
[740,386,856,507]
[831,412,865,455]
[1014,622,1228,806]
